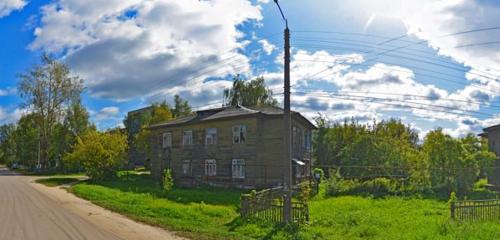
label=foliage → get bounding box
[134,102,173,157]
[223,75,278,107]
[18,54,84,169]
[0,124,16,165]
[64,129,127,181]
[312,168,325,181]
[315,118,496,197]
[36,177,80,187]
[172,94,192,118]
[163,168,174,192]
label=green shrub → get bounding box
[64,130,127,182]
[163,168,174,192]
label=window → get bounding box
[182,160,191,176]
[162,132,172,148]
[205,128,217,145]
[205,159,216,176]
[232,159,245,179]
[182,130,193,146]
[304,130,312,151]
[232,125,246,144]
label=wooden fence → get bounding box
[240,187,309,224]
[451,199,500,221]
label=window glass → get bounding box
[162,132,172,148]
[205,128,217,145]
[232,159,245,179]
[182,130,193,146]
[205,159,216,176]
[232,125,246,144]
[182,160,191,176]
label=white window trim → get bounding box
[182,160,191,176]
[182,130,193,146]
[232,159,245,179]
[205,128,217,145]
[205,159,216,177]
[162,132,172,148]
[232,125,247,144]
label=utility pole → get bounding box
[273,0,292,223]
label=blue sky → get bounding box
[1,0,500,137]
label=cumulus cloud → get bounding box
[0,0,26,18]
[31,0,262,101]
[404,0,500,79]
[95,106,120,120]
[258,39,277,55]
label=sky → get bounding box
[1,0,500,138]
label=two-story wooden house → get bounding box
[148,105,316,188]
[479,125,500,187]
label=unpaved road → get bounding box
[0,167,184,240]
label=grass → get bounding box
[69,174,500,240]
[36,177,81,187]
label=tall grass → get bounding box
[70,174,500,240]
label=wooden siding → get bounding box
[150,114,314,188]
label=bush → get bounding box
[325,173,404,197]
[64,130,127,181]
[163,168,174,192]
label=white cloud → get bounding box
[0,0,26,18]
[95,106,120,120]
[0,87,16,96]
[258,39,277,55]
[31,0,262,101]
[404,0,500,79]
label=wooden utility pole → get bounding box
[273,0,292,223]
[283,23,292,223]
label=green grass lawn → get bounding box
[69,174,500,240]
[36,177,81,187]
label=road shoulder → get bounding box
[25,176,185,240]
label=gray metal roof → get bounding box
[149,105,316,129]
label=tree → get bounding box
[422,129,482,195]
[223,75,278,107]
[18,54,84,169]
[0,124,16,165]
[64,129,127,181]
[172,95,192,118]
[14,113,41,168]
[135,102,173,157]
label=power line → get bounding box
[292,91,493,118]
[290,58,500,95]
[291,43,500,81]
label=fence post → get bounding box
[450,201,455,220]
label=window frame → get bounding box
[182,130,193,146]
[205,159,217,177]
[205,128,218,146]
[182,160,192,176]
[232,125,247,144]
[232,159,245,179]
[162,132,172,148]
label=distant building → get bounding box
[148,105,316,189]
[479,125,500,187]
[125,106,154,167]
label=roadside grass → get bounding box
[70,174,500,240]
[36,177,81,187]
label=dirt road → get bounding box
[0,168,183,240]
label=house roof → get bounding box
[149,105,317,129]
[483,124,500,133]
